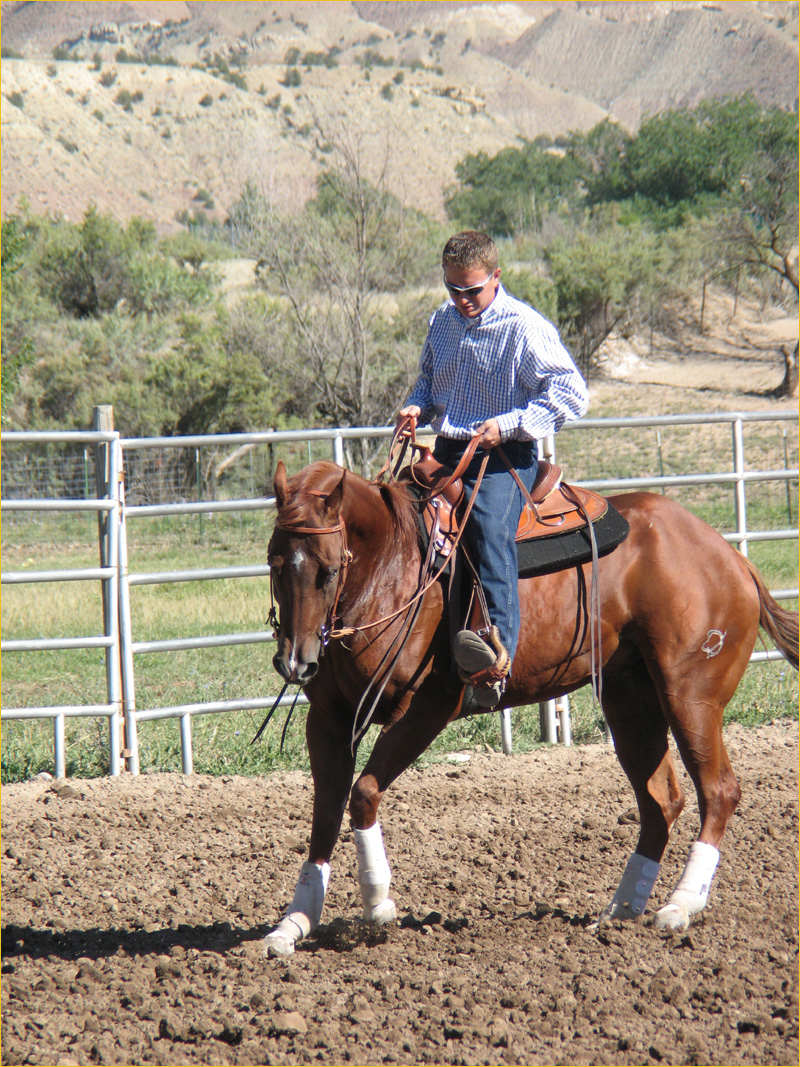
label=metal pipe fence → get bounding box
[2,411,797,776]
[1,430,124,778]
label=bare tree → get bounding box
[776,342,799,399]
[229,122,436,473]
[719,151,799,296]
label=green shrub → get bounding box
[56,134,79,154]
[280,67,301,88]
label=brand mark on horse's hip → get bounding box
[701,629,727,658]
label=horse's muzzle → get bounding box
[272,649,319,684]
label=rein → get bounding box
[262,419,604,751]
[327,423,490,641]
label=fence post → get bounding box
[117,475,140,774]
[180,713,193,775]
[54,711,66,780]
[537,433,564,745]
[556,695,572,746]
[732,418,748,556]
[333,432,345,468]
[540,700,558,743]
[93,406,124,774]
[500,708,512,754]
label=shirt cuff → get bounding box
[495,411,522,439]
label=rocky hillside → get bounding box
[1,1,797,229]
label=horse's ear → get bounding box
[323,470,345,521]
[274,461,289,509]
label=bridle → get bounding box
[263,422,491,752]
[269,487,353,647]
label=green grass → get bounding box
[3,657,795,782]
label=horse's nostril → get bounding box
[272,654,289,679]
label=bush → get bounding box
[56,134,79,154]
[6,91,24,109]
[199,94,214,107]
[502,269,558,321]
[280,67,301,88]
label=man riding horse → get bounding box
[399,230,589,708]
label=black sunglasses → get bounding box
[443,272,496,299]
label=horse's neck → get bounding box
[342,482,418,612]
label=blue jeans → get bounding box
[433,437,537,665]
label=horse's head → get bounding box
[268,460,349,683]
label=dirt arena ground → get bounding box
[1,719,797,1067]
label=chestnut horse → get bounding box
[263,459,798,956]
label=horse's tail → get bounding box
[741,555,799,670]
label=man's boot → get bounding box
[453,626,510,709]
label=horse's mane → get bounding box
[279,462,420,558]
[376,479,422,558]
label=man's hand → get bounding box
[475,418,501,449]
[396,405,421,435]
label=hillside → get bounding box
[1,1,797,230]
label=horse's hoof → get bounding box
[263,931,296,957]
[363,898,396,925]
[600,900,646,922]
[653,902,691,931]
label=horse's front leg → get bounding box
[349,681,460,925]
[264,704,356,957]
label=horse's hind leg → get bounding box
[653,689,742,932]
[598,657,687,922]
[643,628,748,931]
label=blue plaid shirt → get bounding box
[406,285,588,441]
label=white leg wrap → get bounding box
[263,860,330,957]
[601,852,661,921]
[655,841,720,931]
[354,823,396,924]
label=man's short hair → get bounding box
[442,231,499,274]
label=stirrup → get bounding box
[454,626,510,687]
[463,679,506,711]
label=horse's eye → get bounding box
[324,567,339,587]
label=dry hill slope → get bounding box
[1,0,797,230]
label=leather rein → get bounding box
[327,417,490,640]
[261,416,603,750]
[272,416,531,645]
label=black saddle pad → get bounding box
[407,484,629,580]
[516,502,629,577]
